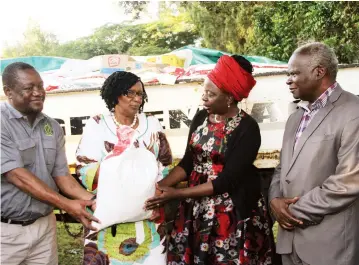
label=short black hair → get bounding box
[2,62,36,90]
[231,55,254,74]
[100,71,148,113]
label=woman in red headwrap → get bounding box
[145,55,275,265]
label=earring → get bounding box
[227,103,230,108]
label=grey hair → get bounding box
[294,42,338,80]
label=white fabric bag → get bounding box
[92,146,158,231]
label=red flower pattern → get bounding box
[167,112,275,265]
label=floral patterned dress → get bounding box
[76,113,172,265]
[167,112,274,265]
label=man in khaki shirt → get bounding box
[1,62,99,265]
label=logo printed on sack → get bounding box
[44,122,53,136]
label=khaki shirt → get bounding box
[1,102,69,221]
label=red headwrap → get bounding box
[207,55,256,101]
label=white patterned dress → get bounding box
[76,112,172,265]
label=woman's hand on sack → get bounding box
[148,188,164,221]
[148,209,161,222]
[144,183,180,210]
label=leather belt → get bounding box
[1,217,37,226]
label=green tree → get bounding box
[128,8,198,55]
[6,2,357,63]
[2,20,60,58]
[2,3,198,59]
[54,7,198,58]
[117,1,149,20]
[251,1,359,63]
[114,1,198,56]
[183,1,257,55]
[183,1,359,63]
[55,24,127,59]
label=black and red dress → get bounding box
[167,110,275,265]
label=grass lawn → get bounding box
[57,222,83,265]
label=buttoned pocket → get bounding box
[309,134,335,143]
[16,139,36,166]
[43,139,56,172]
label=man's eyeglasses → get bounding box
[125,90,146,99]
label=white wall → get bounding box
[2,67,358,166]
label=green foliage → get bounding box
[2,21,60,58]
[184,1,257,55]
[62,8,198,58]
[2,6,198,59]
[184,1,359,63]
[118,1,149,20]
[3,2,359,63]
[128,45,170,56]
[251,2,359,63]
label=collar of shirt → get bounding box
[5,102,24,119]
[297,82,338,113]
[5,101,45,123]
